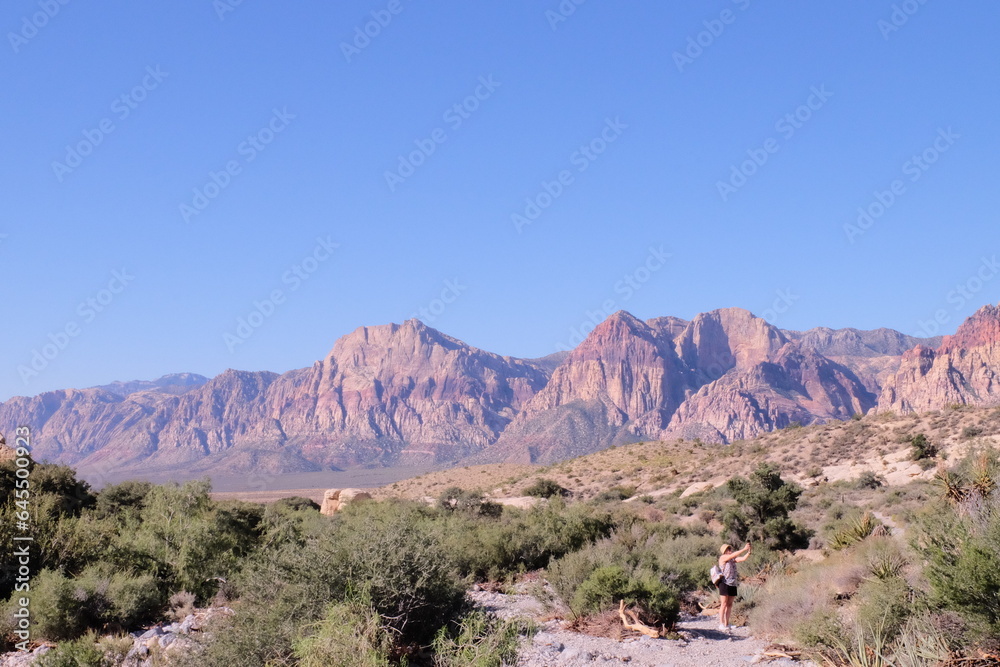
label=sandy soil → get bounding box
[469,586,815,667]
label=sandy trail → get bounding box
[469,587,815,667]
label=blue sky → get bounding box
[2,0,998,400]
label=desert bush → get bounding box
[271,495,320,512]
[722,463,810,551]
[962,425,984,439]
[35,631,109,667]
[431,610,533,667]
[570,565,679,626]
[23,569,90,641]
[915,500,1000,637]
[546,528,699,627]
[438,487,502,518]
[885,614,956,666]
[167,591,196,622]
[436,500,614,581]
[27,566,163,641]
[127,481,263,601]
[92,480,153,520]
[854,471,885,490]
[593,485,636,503]
[185,500,467,666]
[293,599,394,667]
[749,544,870,645]
[909,433,938,461]
[524,478,569,498]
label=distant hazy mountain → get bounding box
[0,305,994,477]
[93,373,209,398]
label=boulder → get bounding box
[319,489,341,516]
[319,488,372,516]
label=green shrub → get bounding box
[438,487,502,517]
[272,496,321,512]
[547,532,686,627]
[26,566,164,641]
[572,565,631,615]
[128,481,263,600]
[915,501,1000,637]
[185,500,467,666]
[93,480,153,520]
[432,611,533,667]
[855,471,886,490]
[854,576,912,645]
[28,569,90,641]
[910,433,938,461]
[961,425,984,439]
[35,631,106,667]
[293,600,394,667]
[523,478,569,499]
[593,485,636,503]
[722,463,809,551]
[435,500,614,581]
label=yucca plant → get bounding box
[820,614,892,667]
[831,512,879,550]
[970,453,997,498]
[866,550,907,582]
[934,470,968,504]
[885,616,952,667]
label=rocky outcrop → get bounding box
[879,304,1000,413]
[482,308,876,463]
[785,327,941,394]
[664,343,875,442]
[319,488,373,515]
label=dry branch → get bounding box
[617,600,661,638]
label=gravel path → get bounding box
[469,587,815,667]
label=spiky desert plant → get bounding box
[934,470,968,504]
[971,452,997,497]
[831,512,879,550]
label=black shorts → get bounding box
[717,581,737,597]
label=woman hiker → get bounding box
[717,542,751,631]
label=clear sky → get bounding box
[2,0,998,401]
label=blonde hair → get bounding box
[719,544,732,555]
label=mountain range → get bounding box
[3,304,999,479]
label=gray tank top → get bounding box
[722,560,738,585]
